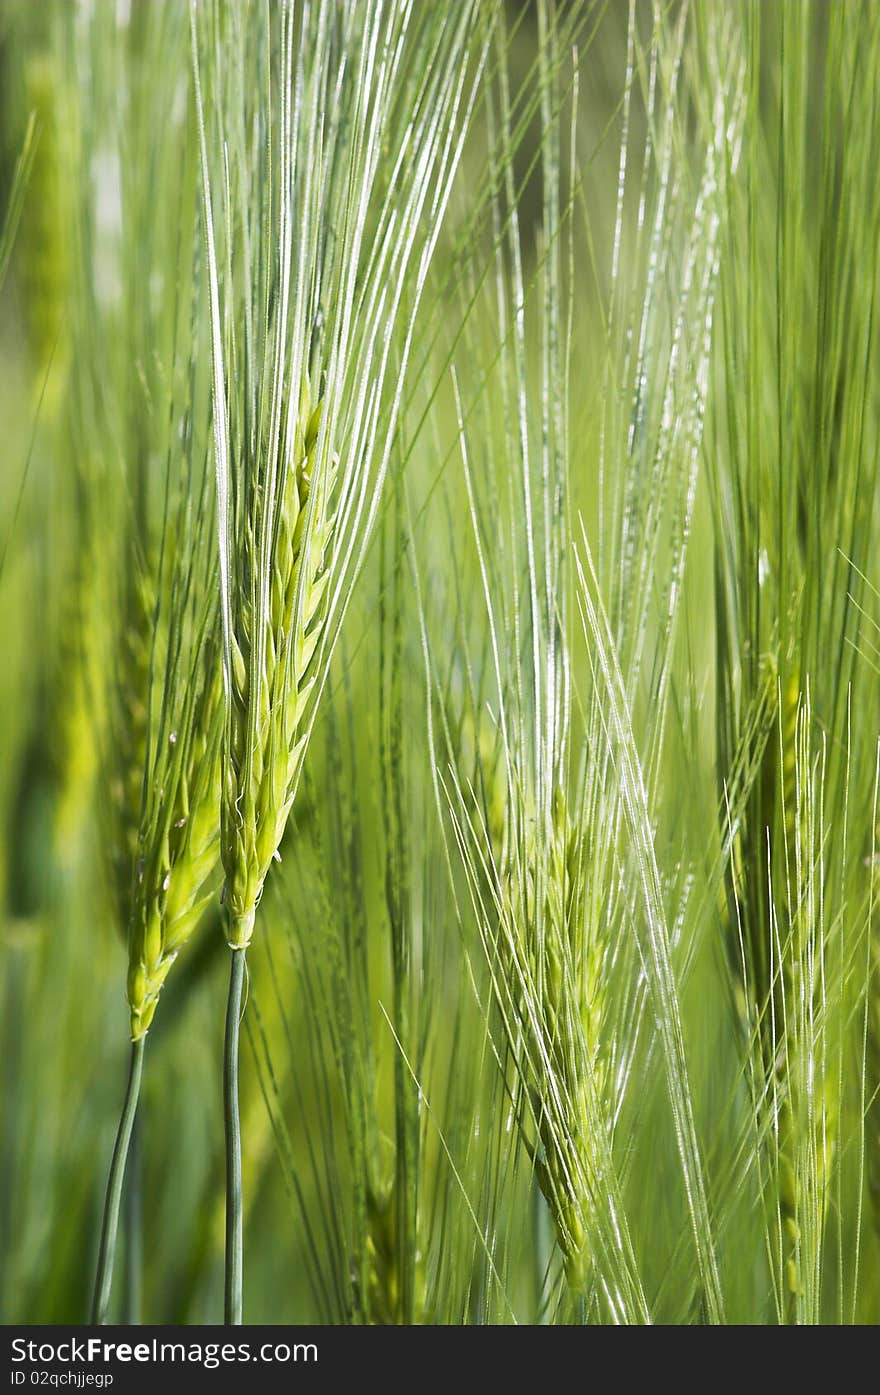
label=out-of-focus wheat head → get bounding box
[127,626,223,1040]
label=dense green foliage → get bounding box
[0,0,878,1324]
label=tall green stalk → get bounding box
[194,0,483,1324]
[91,1040,145,1325]
[223,948,246,1325]
[123,1115,143,1324]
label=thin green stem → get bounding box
[123,1111,143,1324]
[224,946,246,1325]
[91,1038,145,1325]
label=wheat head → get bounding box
[126,630,224,1040]
[221,381,335,950]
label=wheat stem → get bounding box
[91,1038,145,1325]
[224,947,246,1325]
[123,1114,143,1325]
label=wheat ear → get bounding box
[127,632,224,1039]
[221,385,333,950]
[194,0,482,1324]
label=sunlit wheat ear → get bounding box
[222,382,335,949]
[127,630,224,1040]
[194,0,485,1324]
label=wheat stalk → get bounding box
[420,0,744,1320]
[78,0,216,1319]
[708,0,880,1320]
[194,0,483,1323]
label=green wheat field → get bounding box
[1,0,879,1326]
